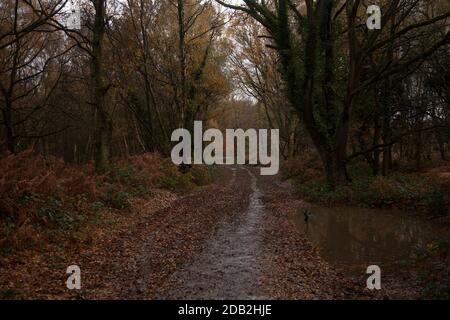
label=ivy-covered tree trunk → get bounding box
[280,0,349,188]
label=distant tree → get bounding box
[0,0,70,154]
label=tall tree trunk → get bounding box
[415,120,423,171]
[301,0,350,188]
[177,0,187,129]
[2,100,15,153]
[138,0,157,151]
[372,89,382,175]
[92,0,112,172]
[372,117,382,175]
[381,79,392,176]
[436,132,448,161]
[2,2,20,154]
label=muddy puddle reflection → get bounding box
[292,206,445,276]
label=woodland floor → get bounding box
[0,166,422,300]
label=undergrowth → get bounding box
[414,236,450,299]
[0,150,218,252]
[289,161,450,214]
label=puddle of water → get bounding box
[292,206,444,276]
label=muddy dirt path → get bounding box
[142,166,368,300]
[123,165,413,300]
[160,167,266,299]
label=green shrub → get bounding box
[38,197,81,230]
[131,184,152,197]
[155,161,194,194]
[190,165,213,186]
[295,179,352,205]
[157,173,193,194]
[415,236,450,299]
[102,186,131,210]
[110,164,136,182]
[91,201,105,213]
[0,288,17,300]
[295,172,448,212]
[424,188,448,216]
